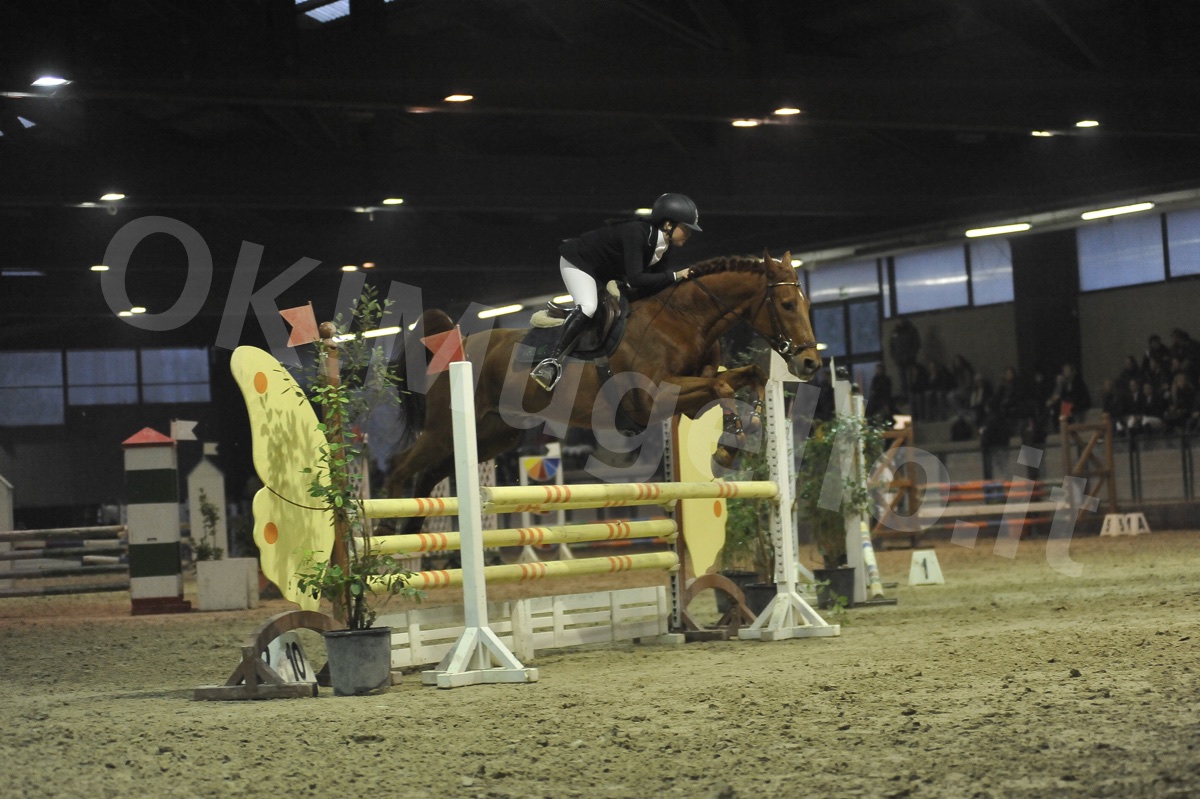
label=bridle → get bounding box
[688,270,819,358]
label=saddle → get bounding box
[529,280,625,356]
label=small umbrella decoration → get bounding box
[521,454,561,483]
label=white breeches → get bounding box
[559,258,599,318]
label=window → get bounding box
[1078,214,1165,291]
[894,245,969,313]
[968,239,1015,305]
[812,306,847,359]
[1167,207,1200,277]
[808,259,880,304]
[0,351,64,426]
[67,350,138,405]
[141,349,210,403]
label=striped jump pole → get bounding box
[377,551,679,592]
[367,519,678,556]
[481,480,778,515]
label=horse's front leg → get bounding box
[668,368,764,470]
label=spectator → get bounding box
[889,319,921,400]
[904,360,930,420]
[1102,378,1136,432]
[1022,370,1052,445]
[967,372,993,426]
[949,354,974,416]
[1143,334,1170,374]
[984,366,1026,444]
[923,360,954,421]
[1164,372,1197,432]
[1047,363,1091,423]
[865,362,895,423]
[1128,381,1167,434]
[1169,328,1199,374]
[1116,355,1141,389]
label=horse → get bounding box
[383,251,821,533]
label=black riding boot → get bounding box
[531,308,591,390]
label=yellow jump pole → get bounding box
[361,496,459,520]
[369,519,678,556]
[380,551,679,591]
[483,480,778,514]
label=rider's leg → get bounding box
[532,260,598,390]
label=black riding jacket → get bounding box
[558,220,676,292]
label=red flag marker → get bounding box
[421,326,465,374]
[279,303,319,347]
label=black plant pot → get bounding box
[322,627,393,696]
[714,569,760,615]
[813,567,856,610]
[742,583,777,616]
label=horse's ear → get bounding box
[782,251,793,267]
[762,248,773,263]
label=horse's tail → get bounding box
[393,309,456,449]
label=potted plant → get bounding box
[721,444,778,615]
[797,411,887,609]
[194,489,260,612]
[291,287,421,695]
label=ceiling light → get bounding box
[381,197,404,205]
[118,311,134,318]
[815,343,828,351]
[90,264,110,272]
[477,304,523,319]
[731,119,760,128]
[362,326,401,339]
[1031,130,1054,137]
[1080,202,1154,220]
[362,261,375,269]
[444,94,473,103]
[635,208,652,216]
[31,76,70,87]
[790,259,803,267]
[552,294,574,304]
[773,107,801,116]
[17,116,35,129]
[341,265,359,272]
[965,223,1032,238]
[130,306,146,314]
[0,269,45,277]
[1075,120,1100,128]
[100,193,125,201]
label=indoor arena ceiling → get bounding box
[2,0,1200,349]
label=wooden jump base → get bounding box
[0,525,130,599]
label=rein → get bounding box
[688,269,818,357]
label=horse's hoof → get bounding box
[713,447,735,470]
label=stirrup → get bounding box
[531,358,562,391]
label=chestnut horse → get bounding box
[383,251,820,531]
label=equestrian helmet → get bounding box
[650,193,702,232]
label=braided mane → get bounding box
[685,255,769,279]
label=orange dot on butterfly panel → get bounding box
[264,522,279,545]
[254,371,268,394]
[713,500,723,518]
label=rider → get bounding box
[531,193,702,390]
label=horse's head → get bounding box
[756,251,822,381]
